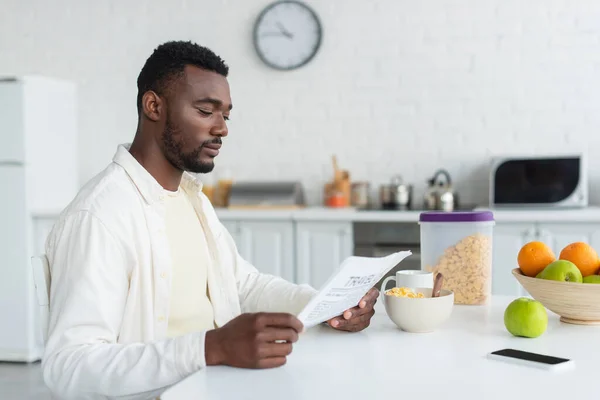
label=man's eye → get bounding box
[224,116,230,121]
[198,109,212,116]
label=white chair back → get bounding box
[31,254,51,343]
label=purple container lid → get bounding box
[419,210,494,223]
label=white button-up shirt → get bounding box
[42,144,317,400]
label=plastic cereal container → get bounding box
[419,211,495,305]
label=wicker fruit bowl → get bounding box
[512,268,600,325]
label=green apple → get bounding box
[537,260,583,283]
[583,275,600,284]
[504,297,548,338]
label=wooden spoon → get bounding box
[332,154,339,173]
[432,273,444,298]
[332,155,343,183]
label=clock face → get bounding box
[253,1,322,70]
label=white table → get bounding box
[162,296,599,400]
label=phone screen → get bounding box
[491,349,570,365]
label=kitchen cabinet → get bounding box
[217,217,353,287]
[536,223,600,256]
[295,221,353,289]
[233,221,296,283]
[26,209,600,305]
[220,220,241,245]
[492,223,535,297]
[491,221,600,296]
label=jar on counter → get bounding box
[351,182,370,209]
[215,168,233,208]
[200,173,216,204]
[419,211,495,305]
[326,190,347,208]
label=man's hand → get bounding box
[205,312,303,369]
[327,287,379,332]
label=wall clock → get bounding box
[253,1,323,70]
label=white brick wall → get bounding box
[2,0,600,206]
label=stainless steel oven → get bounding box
[353,222,421,288]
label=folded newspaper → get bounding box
[297,250,412,329]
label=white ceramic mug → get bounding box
[380,270,434,293]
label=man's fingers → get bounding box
[331,308,375,330]
[258,327,299,344]
[252,322,298,369]
[343,290,379,319]
[256,313,304,333]
[257,342,293,359]
[353,309,375,325]
[347,288,379,315]
[329,288,379,327]
[329,313,357,329]
[329,316,345,328]
[256,356,287,369]
[360,288,379,308]
[343,306,363,320]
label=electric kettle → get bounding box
[423,169,458,211]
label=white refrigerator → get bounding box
[0,76,78,362]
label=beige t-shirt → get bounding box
[164,187,215,337]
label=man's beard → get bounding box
[161,117,221,174]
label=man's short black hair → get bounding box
[136,40,229,114]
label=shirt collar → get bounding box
[112,143,204,205]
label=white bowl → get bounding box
[382,288,454,333]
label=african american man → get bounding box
[41,40,379,400]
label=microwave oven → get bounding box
[489,154,588,208]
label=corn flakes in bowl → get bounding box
[385,287,425,298]
[383,287,454,333]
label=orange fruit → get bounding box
[517,241,556,277]
[559,242,600,277]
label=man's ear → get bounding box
[141,91,163,122]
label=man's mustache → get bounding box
[202,137,222,146]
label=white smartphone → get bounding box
[487,348,575,372]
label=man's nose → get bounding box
[212,118,228,137]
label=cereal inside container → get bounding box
[419,211,495,305]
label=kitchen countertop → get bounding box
[215,207,424,222]
[33,206,600,224]
[215,206,600,223]
[162,296,598,399]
